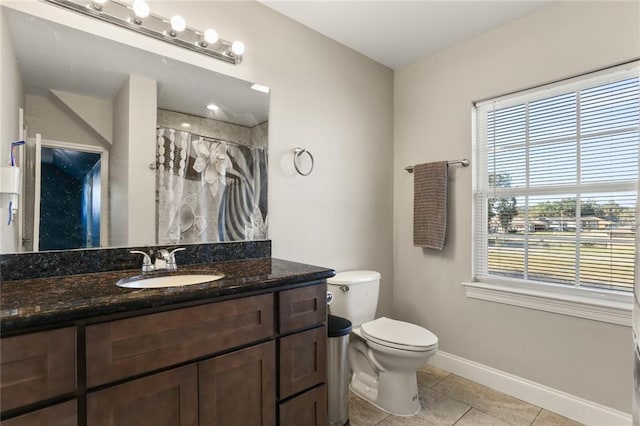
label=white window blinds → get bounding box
[473,63,639,293]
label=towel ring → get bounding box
[293,147,314,176]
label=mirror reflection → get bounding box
[1,7,269,254]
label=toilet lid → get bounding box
[360,317,438,350]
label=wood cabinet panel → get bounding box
[86,365,197,426]
[199,341,275,426]
[86,293,273,387]
[279,385,327,426]
[279,284,326,334]
[0,328,76,412]
[279,326,326,399]
[0,400,77,426]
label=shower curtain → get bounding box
[156,127,267,244]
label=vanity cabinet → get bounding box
[1,282,327,425]
[277,284,328,425]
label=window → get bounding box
[473,64,639,300]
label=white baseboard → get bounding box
[430,350,632,426]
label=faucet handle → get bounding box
[130,250,153,273]
[167,247,186,271]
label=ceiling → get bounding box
[260,1,557,69]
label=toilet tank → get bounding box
[327,270,381,327]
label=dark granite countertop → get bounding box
[1,258,335,333]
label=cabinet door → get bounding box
[1,400,77,426]
[86,365,197,426]
[279,326,327,399]
[199,341,275,426]
[1,328,76,412]
[279,385,327,426]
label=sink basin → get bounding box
[116,274,224,289]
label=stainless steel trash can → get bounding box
[327,314,352,426]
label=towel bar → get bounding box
[405,159,469,173]
[293,147,314,176]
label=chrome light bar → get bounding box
[43,0,245,65]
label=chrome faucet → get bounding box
[158,247,186,271]
[130,250,153,273]
[130,247,186,273]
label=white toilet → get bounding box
[327,270,438,416]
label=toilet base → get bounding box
[350,369,421,416]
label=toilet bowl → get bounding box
[327,271,439,416]
[349,317,438,415]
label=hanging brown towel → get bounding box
[413,161,448,250]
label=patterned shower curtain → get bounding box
[156,127,267,244]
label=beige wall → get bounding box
[148,1,395,315]
[110,75,157,247]
[0,7,24,252]
[25,94,107,148]
[394,1,639,412]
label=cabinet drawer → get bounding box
[86,293,273,387]
[1,328,76,412]
[1,400,77,426]
[279,284,326,333]
[87,365,197,426]
[279,325,326,399]
[279,385,327,426]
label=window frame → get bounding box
[468,62,639,326]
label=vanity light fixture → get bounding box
[43,0,245,65]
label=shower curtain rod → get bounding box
[404,159,470,173]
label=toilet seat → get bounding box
[360,317,438,352]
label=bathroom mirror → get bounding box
[1,6,269,254]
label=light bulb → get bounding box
[92,0,108,10]
[230,40,245,56]
[132,0,150,19]
[170,15,186,33]
[204,29,218,44]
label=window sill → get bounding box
[462,281,632,327]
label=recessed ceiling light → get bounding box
[181,122,191,128]
[250,84,270,94]
[206,103,220,111]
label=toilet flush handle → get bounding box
[340,285,349,292]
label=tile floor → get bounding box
[348,365,583,426]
